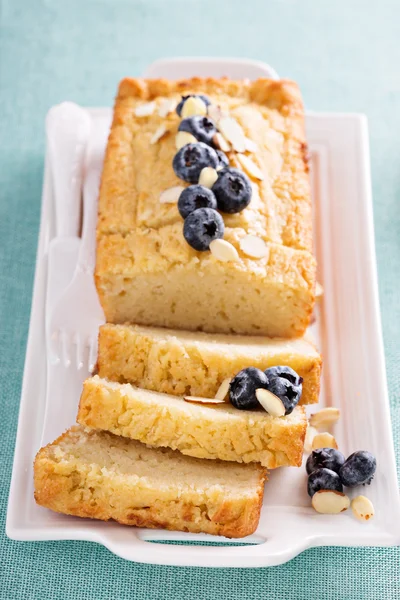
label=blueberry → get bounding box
[306,448,346,475]
[307,468,343,497]
[265,366,303,386]
[265,376,302,415]
[216,150,229,169]
[179,116,217,145]
[173,143,219,184]
[178,185,217,219]
[212,168,252,214]
[183,207,224,251]
[229,367,268,410]
[176,94,211,116]
[339,451,377,487]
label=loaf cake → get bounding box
[95,77,316,337]
[97,323,321,405]
[34,426,266,538]
[77,376,307,467]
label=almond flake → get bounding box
[229,154,241,170]
[150,124,168,145]
[158,98,177,118]
[198,167,218,189]
[304,425,318,453]
[218,117,246,152]
[244,137,259,153]
[213,132,231,152]
[208,105,226,123]
[159,186,185,204]
[181,96,208,118]
[249,182,262,209]
[312,432,338,450]
[264,129,284,151]
[175,131,197,149]
[351,495,375,522]
[239,235,269,259]
[184,396,225,406]
[215,378,231,401]
[236,154,264,181]
[209,239,239,262]
[134,102,155,117]
[255,388,285,417]
[316,282,324,300]
[309,407,340,431]
[312,490,350,514]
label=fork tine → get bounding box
[74,332,84,370]
[88,335,97,373]
[60,329,71,367]
[49,330,61,366]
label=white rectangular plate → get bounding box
[6,66,400,567]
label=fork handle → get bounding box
[76,165,101,273]
[74,118,110,273]
[46,102,91,238]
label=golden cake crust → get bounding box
[34,426,266,538]
[77,376,307,468]
[96,323,321,405]
[98,77,311,249]
[95,77,316,337]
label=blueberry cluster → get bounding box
[172,94,252,251]
[306,449,377,497]
[228,365,303,415]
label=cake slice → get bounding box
[97,323,321,405]
[34,426,266,538]
[77,376,307,468]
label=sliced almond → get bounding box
[181,96,208,118]
[209,239,239,262]
[134,101,155,117]
[213,132,231,152]
[249,182,262,208]
[198,167,218,189]
[150,124,168,145]
[312,490,350,514]
[263,129,284,151]
[244,137,259,153]
[159,186,185,204]
[316,282,324,300]
[239,235,269,259]
[208,105,227,123]
[236,154,264,181]
[184,396,225,406]
[158,98,177,117]
[218,117,246,152]
[229,154,241,170]
[215,378,231,401]
[310,407,340,431]
[312,432,338,450]
[304,425,318,453]
[175,131,197,150]
[351,495,375,522]
[255,388,285,417]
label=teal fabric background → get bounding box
[1,0,400,597]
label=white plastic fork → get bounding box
[47,129,106,372]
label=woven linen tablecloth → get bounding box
[1,0,399,597]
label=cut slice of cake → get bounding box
[77,376,307,468]
[97,323,321,405]
[34,426,266,538]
